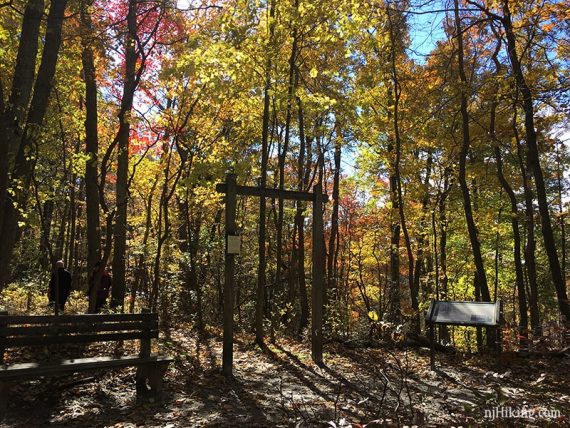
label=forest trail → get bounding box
[2,325,568,427]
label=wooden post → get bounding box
[429,322,435,370]
[1,311,8,418]
[426,300,436,369]
[139,308,151,357]
[0,311,7,364]
[223,173,237,376]
[311,183,324,365]
[0,380,7,420]
[137,308,151,398]
[497,300,503,355]
[54,266,60,316]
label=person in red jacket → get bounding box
[88,261,112,313]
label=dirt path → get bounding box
[2,326,569,427]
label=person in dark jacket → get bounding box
[88,261,112,313]
[49,260,72,312]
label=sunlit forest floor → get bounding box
[2,324,569,427]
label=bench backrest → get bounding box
[0,311,158,363]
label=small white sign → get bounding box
[227,235,241,255]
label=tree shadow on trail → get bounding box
[260,343,368,422]
[272,342,377,404]
[225,376,271,425]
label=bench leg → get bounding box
[0,381,8,420]
[148,362,169,403]
[136,366,149,399]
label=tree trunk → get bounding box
[40,200,55,269]
[327,138,341,305]
[453,0,491,304]
[296,95,310,335]
[111,0,138,310]
[439,172,451,343]
[273,15,298,339]
[0,0,68,289]
[1,0,44,226]
[388,15,416,332]
[413,152,433,330]
[388,167,401,325]
[490,43,528,342]
[7,0,44,126]
[81,0,101,275]
[130,174,159,313]
[502,0,570,321]
[255,0,275,346]
[514,118,541,335]
[555,142,566,291]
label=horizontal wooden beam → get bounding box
[0,321,158,336]
[0,330,159,347]
[0,355,173,380]
[216,183,328,202]
[0,313,157,324]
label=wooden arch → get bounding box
[216,173,328,376]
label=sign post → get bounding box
[311,183,325,366]
[222,173,236,377]
[426,300,502,369]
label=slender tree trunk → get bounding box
[495,145,528,341]
[190,218,204,333]
[111,0,138,310]
[439,172,451,342]
[275,4,298,321]
[389,26,416,333]
[81,0,101,274]
[0,90,7,241]
[151,148,170,312]
[555,142,566,286]
[502,0,570,321]
[327,138,341,305]
[385,83,401,325]
[130,174,159,312]
[255,0,275,346]
[40,200,55,269]
[413,152,432,329]
[515,118,541,335]
[67,170,77,270]
[453,0,491,306]
[490,43,528,341]
[388,168,401,324]
[150,137,185,312]
[296,95,310,335]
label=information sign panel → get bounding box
[426,301,500,327]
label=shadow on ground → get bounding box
[2,326,569,427]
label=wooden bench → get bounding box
[0,309,172,419]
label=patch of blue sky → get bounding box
[407,0,447,63]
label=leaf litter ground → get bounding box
[1,325,569,427]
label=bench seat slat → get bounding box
[0,355,173,380]
[0,313,157,324]
[0,330,158,347]
[0,321,158,336]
